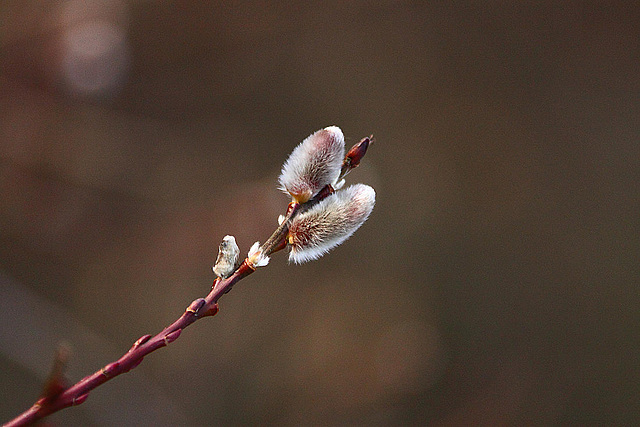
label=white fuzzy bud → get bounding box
[213,235,240,278]
[278,126,345,203]
[248,241,270,268]
[287,184,375,264]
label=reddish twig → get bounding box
[3,260,255,427]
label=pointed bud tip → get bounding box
[164,329,182,345]
[342,135,372,174]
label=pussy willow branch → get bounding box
[4,134,372,427]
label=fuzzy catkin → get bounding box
[288,184,375,264]
[278,126,345,203]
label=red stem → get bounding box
[3,260,255,427]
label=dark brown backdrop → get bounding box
[1,1,638,425]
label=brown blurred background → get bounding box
[1,1,639,425]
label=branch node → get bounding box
[73,393,89,406]
[164,329,182,346]
[186,298,206,316]
[130,334,152,352]
[126,357,144,372]
[101,362,120,377]
[200,303,219,318]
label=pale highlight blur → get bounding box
[58,0,130,98]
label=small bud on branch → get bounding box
[213,235,241,278]
[247,241,270,268]
[340,135,373,179]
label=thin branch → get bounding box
[3,130,373,427]
[3,258,256,427]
